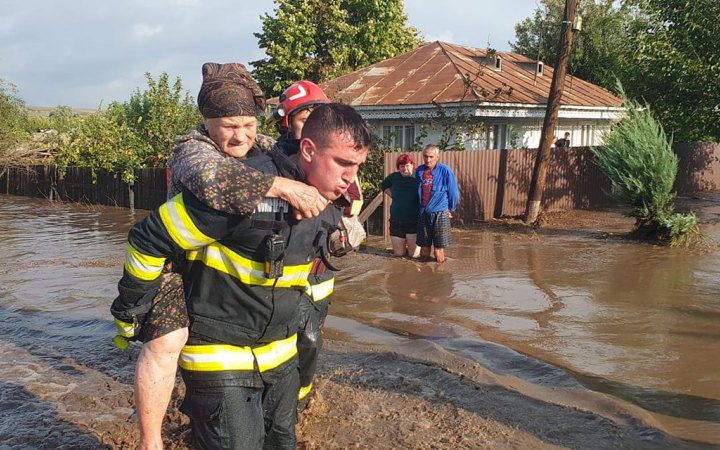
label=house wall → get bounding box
[369,118,612,151]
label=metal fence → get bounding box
[1,143,718,230]
[382,143,720,227]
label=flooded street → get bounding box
[1,193,719,448]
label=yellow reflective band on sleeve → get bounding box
[298,383,313,400]
[114,317,136,338]
[309,278,334,302]
[187,243,312,288]
[349,199,363,216]
[179,334,298,373]
[124,244,165,281]
[159,194,215,250]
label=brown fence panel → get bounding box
[675,142,720,193]
[384,147,615,228]
[134,168,168,210]
[2,143,720,219]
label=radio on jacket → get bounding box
[264,233,285,278]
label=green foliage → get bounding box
[359,134,393,199]
[513,0,720,143]
[252,0,420,96]
[622,0,720,143]
[257,115,281,141]
[43,72,200,181]
[53,112,152,183]
[591,83,698,244]
[512,0,637,91]
[47,105,80,133]
[429,102,484,150]
[109,72,201,166]
[0,79,29,153]
[660,212,699,247]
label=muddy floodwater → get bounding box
[1,193,719,448]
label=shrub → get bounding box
[591,83,699,245]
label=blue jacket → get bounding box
[416,162,459,213]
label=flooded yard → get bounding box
[0,193,718,448]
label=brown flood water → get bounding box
[1,193,719,448]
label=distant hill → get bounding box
[26,106,98,117]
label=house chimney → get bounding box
[536,61,544,76]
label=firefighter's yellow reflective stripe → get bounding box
[298,383,313,400]
[252,334,298,372]
[179,334,298,372]
[309,278,334,302]
[114,318,136,338]
[179,344,254,371]
[187,243,312,287]
[349,199,363,216]
[159,194,214,250]
[124,244,165,281]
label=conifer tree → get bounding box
[591,84,698,245]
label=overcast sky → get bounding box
[0,0,540,108]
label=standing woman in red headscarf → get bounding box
[380,152,420,258]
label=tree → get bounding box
[591,84,698,245]
[512,0,636,91]
[252,0,420,96]
[0,79,29,153]
[622,0,720,143]
[110,72,201,165]
[51,72,200,181]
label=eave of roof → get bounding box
[322,41,622,110]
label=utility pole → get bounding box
[524,0,580,224]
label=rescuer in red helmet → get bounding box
[272,81,366,411]
[274,80,330,140]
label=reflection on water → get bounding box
[1,194,720,444]
[333,209,720,443]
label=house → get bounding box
[320,41,623,150]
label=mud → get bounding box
[1,193,718,449]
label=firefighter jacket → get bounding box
[112,148,342,384]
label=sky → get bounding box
[0,0,540,109]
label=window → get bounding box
[486,124,508,149]
[382,124,415,150]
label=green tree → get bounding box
[622,0,720,142]
[54,111,152,183]
[111,72,201,165]
[0,79,29,153]
[51,72,200,181]
[512,0,636,90]
[591,84,698,245]
[252,0,420,96]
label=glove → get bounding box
[112,310,150,350]
[113,316,141,350]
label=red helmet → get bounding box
[274,80,330,129]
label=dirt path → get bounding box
[91,338,697,450]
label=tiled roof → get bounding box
[321,41,621,108]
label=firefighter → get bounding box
[274,81,364,407]
[112,102,371,449]
[120,64,329,450]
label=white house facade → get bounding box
[321,41,624,150]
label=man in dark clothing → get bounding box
[112,103,371,449]
[555,132,571,149]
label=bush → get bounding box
[591,83,699,245]
[359,135,397,199]
[54,111,151,183]
[109,72,201,166]
[0,80,29,154]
